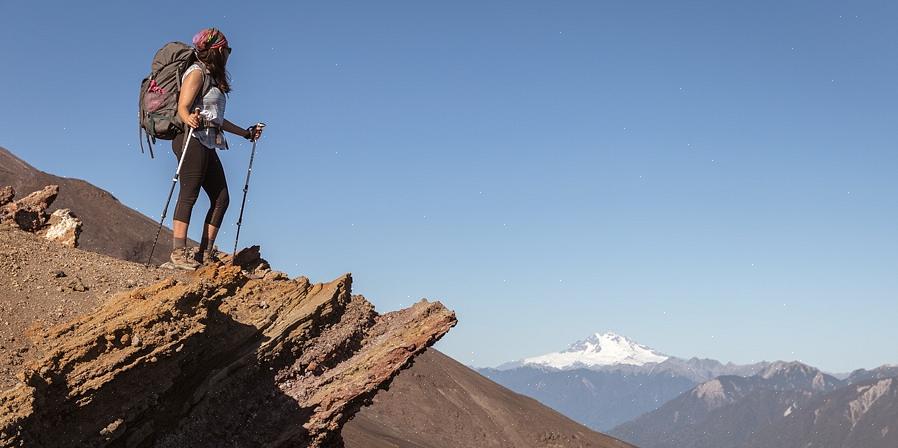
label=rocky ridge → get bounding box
[0,223,456,447]
[747,376,898,448]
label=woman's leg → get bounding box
[198,149,229,260]
[170,133,209,268]
[172,220,189,243]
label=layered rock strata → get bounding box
[0,250,455,447]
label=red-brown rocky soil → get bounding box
[0,223,455,447]
[0,222,186,391]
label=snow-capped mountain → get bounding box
[520,332,669,369]
[481,332,769,430]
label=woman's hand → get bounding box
[246,123,265,141]
[184,109,202,129]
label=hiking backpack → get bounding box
[138,42,210,158]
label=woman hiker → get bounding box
[169,27,264,270]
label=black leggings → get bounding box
[171,133,229,228]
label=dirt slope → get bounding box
[0,222,187,390]
[0,147,175,265]
[343,349,635,448]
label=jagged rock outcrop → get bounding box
[0,185,82,247]
[42,209,82,248]
[0,185,59,231]
[0,249,456,447]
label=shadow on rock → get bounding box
[0,248,456,448]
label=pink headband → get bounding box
[192,28,228,51]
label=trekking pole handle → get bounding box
[243,121,265,144]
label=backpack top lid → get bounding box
[150,42,195,74]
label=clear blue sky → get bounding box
[2,1,897,373]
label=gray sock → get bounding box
[173,237,187,250]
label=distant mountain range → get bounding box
[479,332,769,430]
[495,332,767,381]
[481,331,898,448]
[610,362,898,448]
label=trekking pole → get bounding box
[232,123,266,261]
[146,118,199,267]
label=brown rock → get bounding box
[231,245,262,269]
[262,270,289,282]
[0,185,59,231]
[67,277,88,292]
[10,208,43,232]
[0,186,13,207]
[10,185,58,212]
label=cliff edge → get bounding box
[0,220,456,447]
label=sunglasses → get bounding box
[221,46,232,55]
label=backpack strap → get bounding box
[138,98,154,159]
[138,111,145,156]
[196,60,213,97]
[183,61,214,109]
[146,129,155,159]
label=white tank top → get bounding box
[182,63,228,150]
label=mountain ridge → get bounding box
[496,332,770,380]
[610,360,898,448]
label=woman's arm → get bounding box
[222,119,264,141]
[221,119,250,138]
[178,70,203,128]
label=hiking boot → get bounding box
[203,249,222,264]
[188,246,202,263]
[194,247,222,265]
[170,247,200,271]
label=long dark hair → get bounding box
[196,47,231,93]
